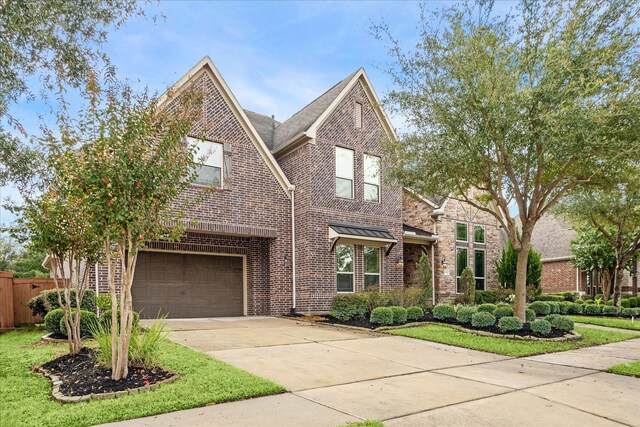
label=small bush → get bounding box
[536,294,565,302]
[27,293,49,318]
[433,304,457,321]
[606,300,614,306]
[361,289,386,314]
[584,304,603,315]
[389,306,408,324]
[584,299,594,304]
[471,312,496,328]
[574,299,584,305]
[498,316,523,333]
[567,303,583,315]
[545,314,561,324]
[558,302,569,314]
[456,306,476,324]
[562,291,579,302]
[493,305,514,319]
[528,301,551,316]
[550,316,574,332]
[370,307,394,325]
[406,306,424,321]
[474,290,497,304]
[621,308,633,318]
[44,308,64,335]
[602,305,620,316]
[530,319,552,336]
[633,308,640,316]
[99,309,140,330]
[547,302,560,314]
[525,308,536,322]
[330,294,368,321]
[477,303,497,313]
[96,295,112,312]
[620,299,630,309]
[59,310,99,338]
[629,297,639,308]
[44,289,96,313]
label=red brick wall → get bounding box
[540,260,580,294]
[277,80,403,313]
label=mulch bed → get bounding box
[310,313,567,338]
[40,347,174,397]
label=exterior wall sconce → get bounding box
[283,254,291,264]
[396,257,404,268]
[441,256,448,267]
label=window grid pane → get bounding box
[336,147,354,180]
[336,177,353,198]
[474,250,485,290]
[474,225,485,243]
[456,248,468,293]
[456,223,468,241]
[364,183,379,202]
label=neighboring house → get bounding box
[402,189,503,302]
[53,56,505,318]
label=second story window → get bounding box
[364,154,380,202]
[474,225,485,243]
[456,222,468,242]
[335,147,354,199]
[190,137,223,187]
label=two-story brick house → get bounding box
[80,56,503,317]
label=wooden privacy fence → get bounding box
[0,272,56,330]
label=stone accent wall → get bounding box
[403,189,503,302]
[277,80,403,313]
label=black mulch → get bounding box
[315,313,568,338]
[40,348,174,397]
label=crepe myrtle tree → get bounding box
[373,0,639,320]
[570,227,617,301]
[11,151,102,355]
[51,81,204,379]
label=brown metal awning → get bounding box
[328,221,397,255]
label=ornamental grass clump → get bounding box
[456,306,476,324]
[406,306,424,321]
[528,301,551,316]
[433,304,457,321]
[477,303,497,313]
[370,307,394,325]
[389,306,408,324]
[498,316,523,333]
[530,319,552,336]
[471,312,496,328]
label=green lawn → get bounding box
[607,360,640,378]
[566,315,640,331]
[0,327,285,427]
[388,324,638,357]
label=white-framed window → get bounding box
[335,147,354,199]
[364,246,381,290]
[363,154,380,202]
[189,137,224,187]
[474,249,486,290]
[456,247,468,293]
[456,222,468,242]
[336,244,354,292]
[355,102,363,128]
[474,225,485,244]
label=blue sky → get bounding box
[1,0,518,229]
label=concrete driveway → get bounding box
[109,317,640,427]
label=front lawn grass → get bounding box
[607,360,640,378]
[387,324,637,357]
[566,315,640,331]
[1,327,285,427]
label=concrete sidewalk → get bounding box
[105,318,640,427]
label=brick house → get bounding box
[74,57,504,317]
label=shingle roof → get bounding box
[270,70,359,150]
[243,110,280,150]
[329,221,397,241]
[530,214,576,259]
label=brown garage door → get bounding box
[132,252,244,319]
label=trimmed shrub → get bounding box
[477,303,497,314]
[606,300,614,306]
[44,308,64,335]
[370,307,394,325]
[44,289,96,313]
[621,299,631,309]
[629,296,639,308]
[530,319,552,336]
[474,290,497,304]
[550,316,574,332]
[528,301,551,316]
[330,294,368,321]
[545,314,561,324]
[27,292,49,318]
[535,294,565,302]
[59,310,99,338]
[99,309,140,330]
[493,305,514,319]
[456,306,476,324]
[525,308,536,322]
[558,302,569,314]
[584,304,602,315]
[498,316,523,333]
[584,299,594,304]
[574,299,584,305]
[406,306,424,321]
[562,292,579,302]
[471,312,496,328]
[567,303,583,315]
[621,308,633,317]
[602,305,620,316]
[633,308,640,316]
[547,302,560,314]
[389,306,408,324]
[433,304,457,321]
[96,294,112,312]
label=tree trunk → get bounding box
[513,241,530,321]
[613,267,624,307]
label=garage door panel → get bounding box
[132,252,244,319]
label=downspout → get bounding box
[432,217,438,304]
[290,185,297,314]
[576,268,579,293]
[95,263,100,317]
